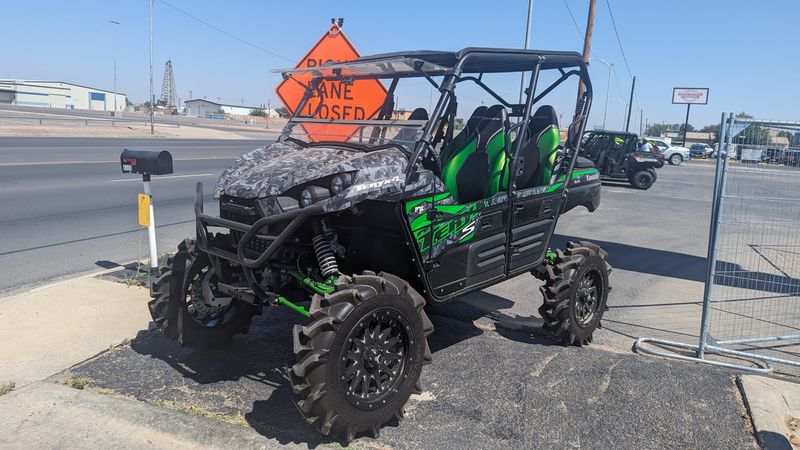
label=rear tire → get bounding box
[629,170,655,190]
[290,272,433,441]
[669,154,683,165]
[148,238,255,347]
[538,241,611,346]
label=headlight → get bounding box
[299,185,330,207]
[330,173,354,194]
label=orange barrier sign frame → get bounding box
[275,24,388,142]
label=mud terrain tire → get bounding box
[538,241,611,346]
[148,238,255,347]
[290,272,433,441]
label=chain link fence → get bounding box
[636,113,800,373]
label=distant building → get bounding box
[184,99,275,118]
[664,131,716,146]
[0,80,126,112]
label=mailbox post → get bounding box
[120,149,173,271]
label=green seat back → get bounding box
[536,125,560,186]
[441,105,509,203]
[514,105,561,189]
[440,106,487,167]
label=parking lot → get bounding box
[50,160,774,448]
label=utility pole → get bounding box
[577,0,597,101]
[148,0,154,134]
[266,99,270,129]
[625,75,635,132]
[189,90,192,99]
[109,20,120,117]
[518,0,534,105]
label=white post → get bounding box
[142,177,159,269]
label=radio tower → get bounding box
[159,59,177,108]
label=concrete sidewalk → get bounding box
[0,276,150,387]
[0,381,289,449]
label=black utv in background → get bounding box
[580,130,662,189]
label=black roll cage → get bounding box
[283,49,593,197]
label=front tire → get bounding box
[291,272,433,441]
[538,242,611,346]
[148,238,255,347]
[669,154,683,165]
[629,170,655,189]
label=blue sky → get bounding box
[3,1,798,130]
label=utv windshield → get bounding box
[278,59,437,150]
[283,119,426,151]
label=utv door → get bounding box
[416,192,509,298]
[507,187,562,275]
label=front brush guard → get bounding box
[193,182,323,268]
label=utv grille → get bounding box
[219,196,267,256]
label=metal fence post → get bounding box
[697,112,732,358]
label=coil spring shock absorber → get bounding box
[312,218,339,278]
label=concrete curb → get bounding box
[739,374,800,449]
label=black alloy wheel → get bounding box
[340,308,411,408]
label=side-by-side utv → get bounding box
[580,130,662,189]
[148,48,611,440]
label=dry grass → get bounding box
[148,398,248,427]
[0,381,15,396]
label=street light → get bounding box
[148,0,154,134]
[593,58,613,130]
[109,20,120,117]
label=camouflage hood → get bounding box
[215,140,408,199]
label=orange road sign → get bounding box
[275,24,387,142]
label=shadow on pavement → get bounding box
[127,289,560,445]
[556,234,800,294]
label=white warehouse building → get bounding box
[184,99,276,118]
[0,80,127,112]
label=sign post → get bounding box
[672,88,709,149]
[275,20,387,142]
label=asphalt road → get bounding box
[0,137,274,295]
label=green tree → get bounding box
[249,108,266,117]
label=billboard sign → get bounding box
[672,88,709,105]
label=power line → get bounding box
[562,0,598,59]
[562,0,584,42]
[604,0,633,79]
[157,0,293,62]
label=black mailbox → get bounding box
[120,149,173,176]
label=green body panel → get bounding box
[545,168,599,193]
[440,137,477,201]
[406,194,488,254]
[406,168,598,252]
[537,126,560,186]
